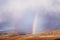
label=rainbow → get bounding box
[32,13,38,34]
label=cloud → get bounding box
[0,0,60,34]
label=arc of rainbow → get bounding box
[13,21,17,34]
[32,13,38,34]
[12,11,17,34]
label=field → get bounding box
[0,30,60,40]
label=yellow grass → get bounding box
[0,30,60,40]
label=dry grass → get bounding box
[0,30,60,40]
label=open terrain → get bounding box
[0,30,60,40]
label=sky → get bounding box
[0,0,60,34]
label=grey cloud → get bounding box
[0,0,60,34]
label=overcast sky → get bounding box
[0,0,60,34]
